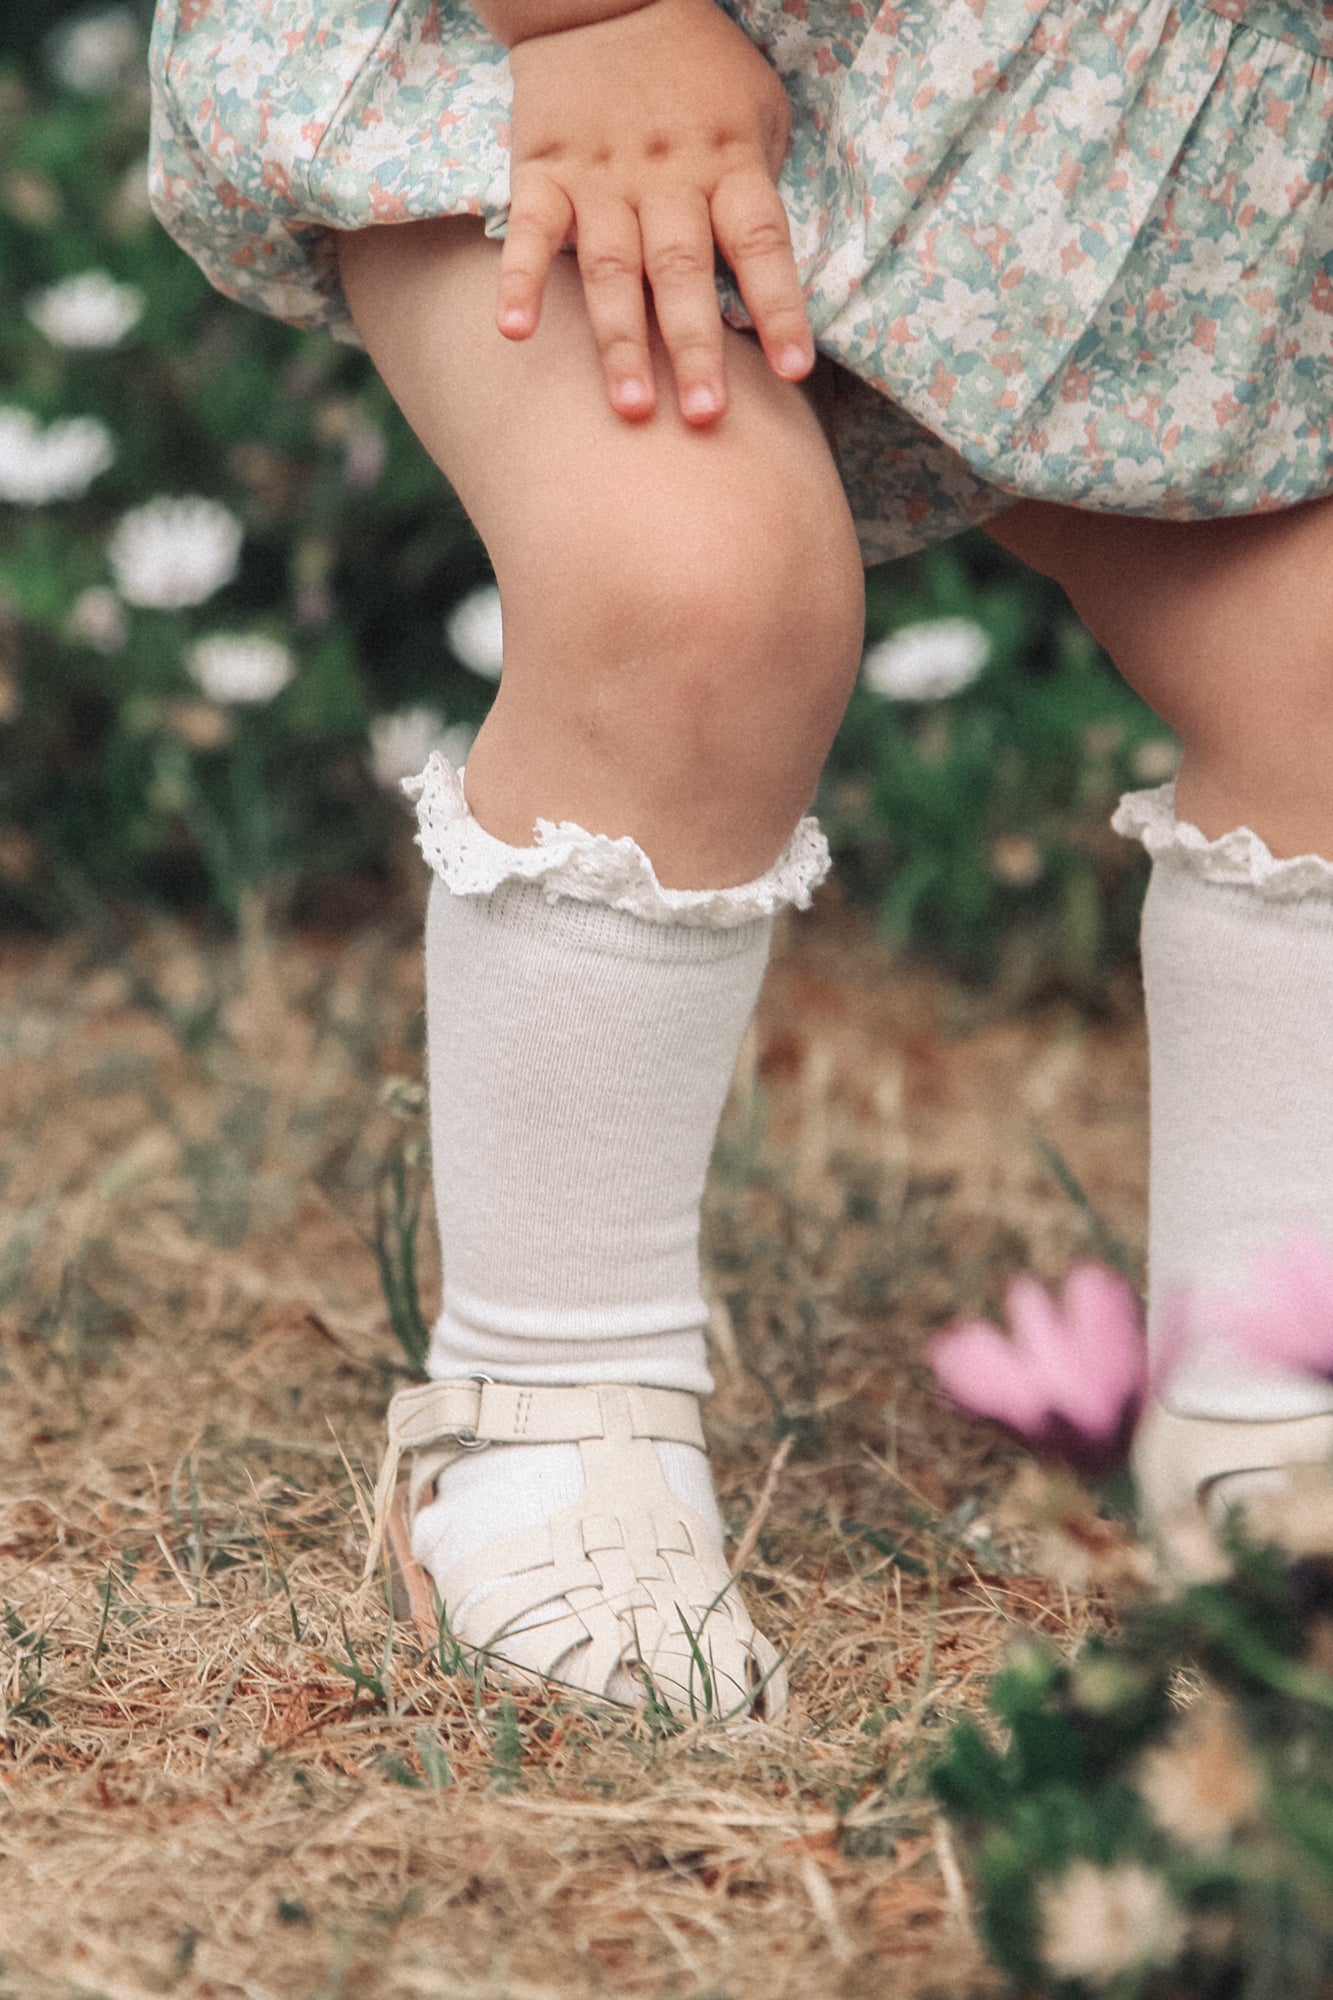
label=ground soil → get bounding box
[0,877,1148,2000]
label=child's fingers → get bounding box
[710,169,813,383]
[572,199,656,420]
[497,171,576,339]
[640,190,727,425]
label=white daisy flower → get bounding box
[1038,1861,1187,1987]
[46,7,141,95]
[0,407,115,504]
[369,707,477,790]
[66,585,128,654]
[445,584,504,680]
[25,270,144,350]
[108,497,243,609]
[185,633,295,706]
[861,616,991,702]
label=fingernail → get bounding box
[616,378,652,413]
[779,344,811,376]
[498,306,529,334]
[681,385,721,420]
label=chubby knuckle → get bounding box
[647,240,710,285]
[580,245,640,286]
[727,211,790,261]
[497,244,545,283]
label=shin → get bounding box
[985,495,1333,1548]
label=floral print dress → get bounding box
[148,0,1333,561]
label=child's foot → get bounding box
[1133,1395,1333,1581]
[377,1379,787,1721]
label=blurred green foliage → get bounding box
[934,1532,1333,1996]
[0,5,1173,993]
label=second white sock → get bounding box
[1118,782,1333,1422]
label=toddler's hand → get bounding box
[498,0,813,425]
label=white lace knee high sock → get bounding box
[401,755,830,1620]
[1117,783,1333,1421]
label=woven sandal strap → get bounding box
[360,1380,705,1588]
[440,1500,732,1647]
[438,1498,702,1618]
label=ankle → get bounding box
[428,1324,713,1397]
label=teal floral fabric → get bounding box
[148,0,1333,560]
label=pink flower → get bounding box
[926,1263,1148,1475]
[1221,1228,1333,1381]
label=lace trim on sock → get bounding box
[403,753,831,927]
[1112,783,1333,902]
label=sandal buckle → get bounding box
[455,1372,494,1452]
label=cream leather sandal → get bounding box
[1133,1394,1333,1581]
[363,1378,788,1723]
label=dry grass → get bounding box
[0,873,1149,2000]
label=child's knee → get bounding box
[625,509,862,769]
[498,465,865,806]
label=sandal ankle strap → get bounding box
[362,1379,706,1586]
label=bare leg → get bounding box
[984,493,1333,1556]
[337,218,864,1712]
[336,217,865,886]
[984,493,1333,856]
